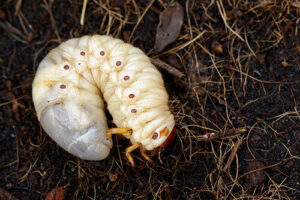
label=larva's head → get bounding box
[152,124,176,149]
[141,116,176,150]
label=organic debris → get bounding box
[211,40,223,54]
[151,58,185,78]
[247,161,266,188]
[45,187,65,200]
[154,1,184,53]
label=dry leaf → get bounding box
[154,1,184,53]
[46,187,65,200]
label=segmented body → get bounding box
[32,35,175,162]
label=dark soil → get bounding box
[0,0,299,199]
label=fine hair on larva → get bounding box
[32,35,175,166]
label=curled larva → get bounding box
[32,35,175,166]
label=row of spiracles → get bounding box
[32,35,175,166]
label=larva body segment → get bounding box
[32,35,175,164]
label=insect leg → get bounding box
[140,147,153,163]
[106,127,132,139]
[125,143,141,167]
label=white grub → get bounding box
[32,35,175,162]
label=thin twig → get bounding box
[223,138,243,171]
[151,58,185,78]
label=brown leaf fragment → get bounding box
[151,58,185,78]
[0,188,19,200]
[257,54,266,65]
[154,1,184,53]
[281,59,292,67]
[211,40,223,54]
[46,187,65,200]
[247,161,265,187]
[109,173,118,182]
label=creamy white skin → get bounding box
[32,35,175,161]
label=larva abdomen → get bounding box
[32,35,175,163]
[39,104,111,160]
[33,36,112,160]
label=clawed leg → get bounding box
[125,143,141,167]
[125,145,153,166]
[140,147,153,163]
[106,127,132,139]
